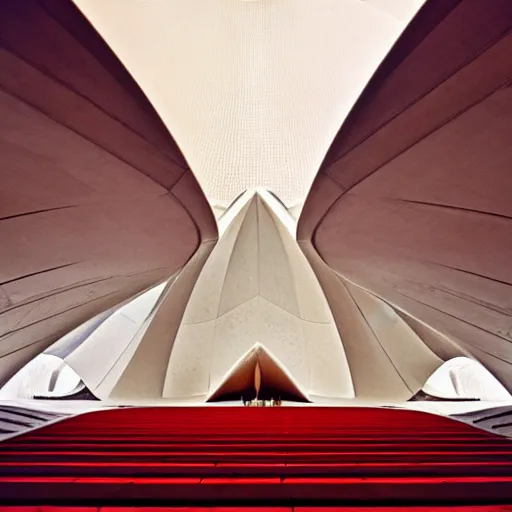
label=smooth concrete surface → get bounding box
[298,0,512,392]
[423,357,512,401]
[60,284,166,393]
[299,243,446,400]
[0,1,216,389]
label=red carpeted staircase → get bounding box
[0,407,511,506]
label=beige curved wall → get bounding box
[0,1,216,388]
[298,0,512,391]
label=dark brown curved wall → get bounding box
[298,0,512,391]
[0,0,216,386]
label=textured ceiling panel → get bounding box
[73,0,423,206]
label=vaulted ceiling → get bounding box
[73,0,424,207]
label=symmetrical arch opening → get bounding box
[207,345,309,403]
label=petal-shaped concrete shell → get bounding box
[423,357,511,401]
[298,0,512,392]
[28,191,352,402]
[164,191,354,401]
[0,0,216,387]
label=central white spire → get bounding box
[164,190,354,400]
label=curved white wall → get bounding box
[0,354,80,399]
[164,191,354,399]
[63,284,166,394]
[423,357,512,401]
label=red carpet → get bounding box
[1,508,511,512]
[0,407,511,506]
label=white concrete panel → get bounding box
[257,297,309,388]
[65,313,140,390]
[183,201,249,324]
[163,191,351,401]
[292,267,335,323]
[326,271,414,400]
[258,197,300,316]
[38,191,424,403]
[93,311,155,399]
[163,320,215,398]
[302,321,354,398]
[109,241,215,399]
[0,354,79,399]
[217,197,260,316]
[269,205,333,323]
[347,282,442,393]
[53,365,81,395]
[423,357,512,401]
[211,297,260,391]
[217,190,254,235]
[65,284,166,391]
[118,283,166,323]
